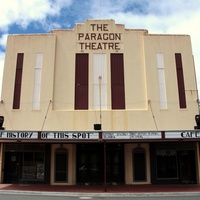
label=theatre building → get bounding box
[0,19,200,185]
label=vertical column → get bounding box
[93,53,107,110]
[156,53,167,109]
[33,53,43,110]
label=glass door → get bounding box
[77,145,103,183]
[4,152,21,183]
[179,150,196,184]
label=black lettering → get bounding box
[103,24,108,31]
[91,43,96,50]
[41,132,47,138]
[186,132,191,137]
[90,24,95,31]
[91,33,96,40]
[181,132,185,137]
[97,24,103,31]
[85,33,90,40]
[97,43,102,50]
[115,33,121,40]
[82,133,86,139]
[29,132,33,138]
[109,33,114,40]
[108,43,114,49]
[79,43,84,50]
[102,43,107,49]
[64,133,69,139]
[97,34,102,40]
[24,132,29,138]
[78,33,84,40]
[72,133,77,138]
[85,43,90,50]
[103,33,108,40]
[115,43,120,50]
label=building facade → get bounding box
[0,19,200,185]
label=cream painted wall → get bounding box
[0,19,198,132]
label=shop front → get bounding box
[150,142,198,184]
[3,143,51,184]
[0,131,200,185]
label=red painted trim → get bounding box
[13,53,24,109]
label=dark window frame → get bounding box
[110,53,125,109]
[54,147,68,183]
[175,53,186,108]
[132,147,147,182]
[13,53,24,109]
[74,53,89,110]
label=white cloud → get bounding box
[0,34,8,49]
[0,0,73,98]
[0,0,200,98]
[0,0,73,30]
[90,0,200,96]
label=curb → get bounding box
[0,190,200,197]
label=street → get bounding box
[0,192,200,200]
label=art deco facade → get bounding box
[0,19,199,185]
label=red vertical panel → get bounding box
[111,53,125,109]
[13,53,24,109]
[175,53,186,108]
[75,54,88,110]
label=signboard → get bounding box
[0,131,38,139]
[165,131,200,139]
[41,132,99,140]
[1,130,200,141]
[77,23,122,51]
[103,132,162,139]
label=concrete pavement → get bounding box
[0,184,200,197]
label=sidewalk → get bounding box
[0,184,200,196]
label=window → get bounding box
[33,53,43,110]
[22,150,45,180]
[110,53,125,109]
[156,150,178,179]
[75,54,89,110]
[156,53,167,109]
[93,54,107,110]
[175,53,186,108]
[133,147,146,181]
[13,53,24,109]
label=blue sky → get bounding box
[0,0,200,96]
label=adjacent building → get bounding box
[0,19,199,185]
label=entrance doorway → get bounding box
[76,143,124,184]
[179,150,196,184]
[4,152,21,183]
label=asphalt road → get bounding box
[1,192,200,200]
